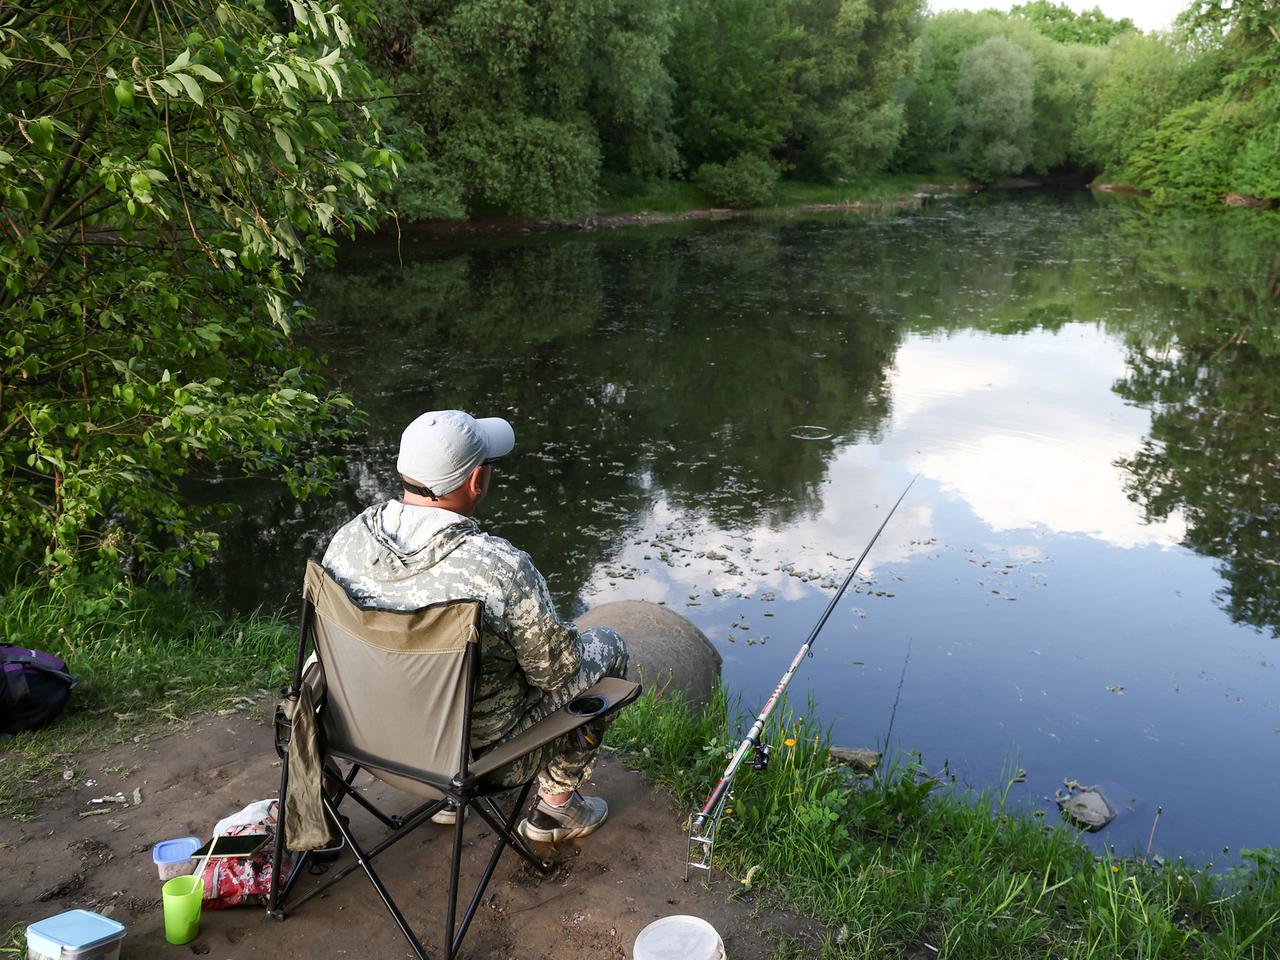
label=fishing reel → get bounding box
[751,741,772,772]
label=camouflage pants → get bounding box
[479,626,629,795]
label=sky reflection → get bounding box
[889,326,1187,549]
[581,322,1268,862]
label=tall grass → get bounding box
[609,689,1280,959]
[0,576,293,817]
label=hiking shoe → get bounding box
[517,791,608,844]
[431,801,468,826]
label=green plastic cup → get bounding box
[161,874,204,944]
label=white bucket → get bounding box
[633,915,725,960]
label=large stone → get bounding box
[576,601,721,705]
[1056,786,1116,832]
[828,746,881,773]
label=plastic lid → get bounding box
[153,836,201,864]
[633,915,724,960]
[27,910,125,951]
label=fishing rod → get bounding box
[684,473,919,881]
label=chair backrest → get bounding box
[302,561,482,795]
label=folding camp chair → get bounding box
[266,561,640,960]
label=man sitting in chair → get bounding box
[321,409,629,844]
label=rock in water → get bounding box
[828,746,881,773]
[1057,786,1116,831]
[576,601,721,705]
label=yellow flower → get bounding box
[784,738,797,747]
[1111,865,1120,873]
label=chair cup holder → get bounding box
[565,695,606,717]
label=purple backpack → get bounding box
[0,646,76,736]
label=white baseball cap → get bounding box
[396,410,515,497]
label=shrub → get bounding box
[693,153,779,208]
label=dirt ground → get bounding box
[1,709,823,959]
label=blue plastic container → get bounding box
[25,910,125,960]
[152,836,201,881]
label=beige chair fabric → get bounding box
[281,679,331,851]
[302,561,481,800]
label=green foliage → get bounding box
[891,41,957,171]
[956,37,1036,177]
[1010,0,1136,45]
[896,11,1109,180]
[610,688,1280,958]
[669,0,924,181]
[694,153,780,208]
[1127,97,1245,200]
[667,0,800,170]
[1079,33,1190,173]
[1233,95,1280,198]
[785,0,926,181]
[1078,1,1280,200]
[581,0,681,179]
[0,1,395,582]
[0,576,292,816]
[361,0,676,220]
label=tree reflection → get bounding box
[203,222,906,611]
[1112,205,1280,636]
[198,195,1280,634]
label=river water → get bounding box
[202,190,1279,863]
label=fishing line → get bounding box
[884,637,912,749]
[684,472,921,879]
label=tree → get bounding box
[0,1,396,581]
[894,10,1104,177]
[785,0,925,180]
[360,0,678,220]
[667,0,800,170]
[956,36,1036,177]
[1010,1,1135,45]
[1078,33,1189,173]
[581,0,680,179]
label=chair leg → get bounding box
[322,792,431,960]
[471,782,554,875]
[265,748,291,919]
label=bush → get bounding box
[693,153,779,208]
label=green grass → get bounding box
[775,175,951,206]
[597,172,709,213]
[0,576,293,818]
[1,924,21,957]
[608,689,1280,959]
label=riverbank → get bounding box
[612,691,1280,958]
[0,704,820,959]
[4,582,1277,957]
[389,176,981,241]
[0,579,294,819]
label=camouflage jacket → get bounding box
[321,500,584,746]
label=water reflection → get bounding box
[198,192,1280,860]
[893,329,1186,548]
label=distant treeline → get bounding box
[358,0,1280,213]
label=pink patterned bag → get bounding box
[197,800,293,909]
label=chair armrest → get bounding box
[468,677,640,782]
